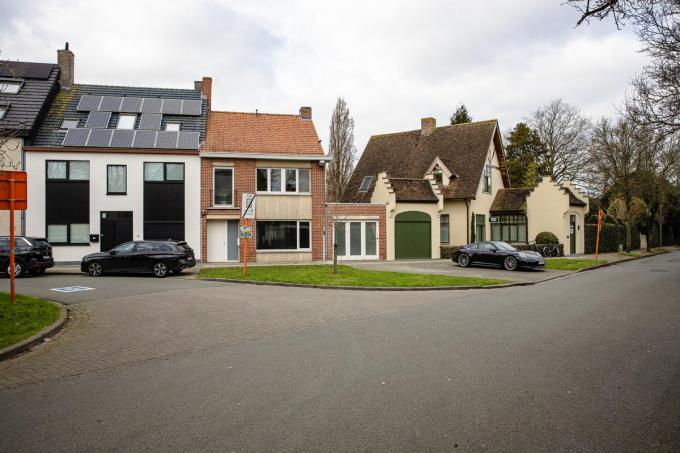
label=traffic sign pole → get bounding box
[9,176,15,304]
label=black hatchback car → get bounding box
[0,236,54,277]
[81,240,196,278]
[453,241,545,271]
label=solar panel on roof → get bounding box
[120,97,143,113]
[155,131,179,148]
[62,128,90,147]
[110,129,135,148]
[181,99,202,115]
[133,130,156,148]
[86,129,113,147]
[140,98,162,114]
[99,96,123,111]
[76,95,102,111]
[84,111,111,129]
[177,131,200,149]
[161,99,183,115]
[139,113,162,130]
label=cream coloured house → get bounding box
[342,117,588,259]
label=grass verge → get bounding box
[199,265,509,288]
[0,292,61,350]
[545,258,606,271]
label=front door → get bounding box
[570,215,576,254]
[207,220,239,262]
[100,211,133,252]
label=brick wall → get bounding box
[324,203,387,260]
[201,157,327,262]
[200,158,257,262]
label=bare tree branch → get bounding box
[326,97,356,202]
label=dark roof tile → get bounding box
[390,178,438,202]
[490,188,533,213]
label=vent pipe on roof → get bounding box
[57,42,75,89]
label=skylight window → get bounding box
[165,122,180,131]
[117,114,137,130]
[60,119,79,129]
[0,104,8,120]
[0,80,22,95]
[358,176,373,192]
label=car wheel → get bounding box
[504,256,518,271]
[88,262,103,277]
[153,262,168,278]
[6,261,24,277]
[457,254,470,267]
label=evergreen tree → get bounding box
[504,122,546,187]
[450,104,472,125]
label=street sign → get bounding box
[241,193,256,219]
[240,225,253,239]
[0,171,28,304]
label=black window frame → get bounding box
[143,162,185,182]
[358,176,373,192]
[440,213,450,244]
[491,214,528,243]
[213,167,234,207]
[143,162,185,242]
[107,164,127,195]
[256,220,312,251]
[45,160,90,245]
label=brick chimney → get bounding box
[200,76,212,111]
[299,106,312,120]
[421,117,436,136]
[57,42,74,89]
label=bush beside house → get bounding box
[535,231,559,244]
[584,223,641,253]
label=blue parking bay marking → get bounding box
[51,286,95,293]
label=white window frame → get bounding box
[213,166,235,207]
[0,79,22,95]
[333,219,379,260]
[255,220,312,252]
[165,122,180,131]
[117,114,137,130]
[255,168,311,195]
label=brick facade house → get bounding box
[200,105,329,263]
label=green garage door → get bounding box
[395,211,431,259]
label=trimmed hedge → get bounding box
[648,225,678,247]
[440,245,462,259]
[585,223,640,253]
[535,231,559,244]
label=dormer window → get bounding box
[433,167,443,185]
[117,114,137,129]
[358,176,373,192]
[165,122,180,131]
[0,80,22,95]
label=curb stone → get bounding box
[199,250,672,291]
[0,301,68,362]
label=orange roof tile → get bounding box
[202,111,324,155]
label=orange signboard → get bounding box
[0,171,27,210]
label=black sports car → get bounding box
[452,241,544,271]
[81,240,196,278]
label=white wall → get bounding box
[25,151,201,262]
[469,140,506,242]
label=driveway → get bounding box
[350,259,567,282]
[1,253,679,451]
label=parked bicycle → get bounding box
[542,243,561,257]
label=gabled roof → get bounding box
[202,111,324,155]
[0,61,60,139]
[31,84,207,149]
[490,188,534,214]
[342,120,509,203]
[390,178,438,202]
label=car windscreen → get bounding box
[494,242,517,251]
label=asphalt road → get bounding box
[1,253,679,452]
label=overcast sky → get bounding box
[0,0,646,155]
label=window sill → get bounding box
[107,192,127,196]
[256,249,312,253]
[208,205,237,210]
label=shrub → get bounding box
[584,223,641,253]
[535,231,559,244]
[440,245,462,259]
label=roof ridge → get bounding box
[370,119,498,139]
[74,83,199,93]
[210,110,300,117]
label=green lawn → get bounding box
[199,265,509,288]
[545,258,606,271]
[0,293,61,350]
